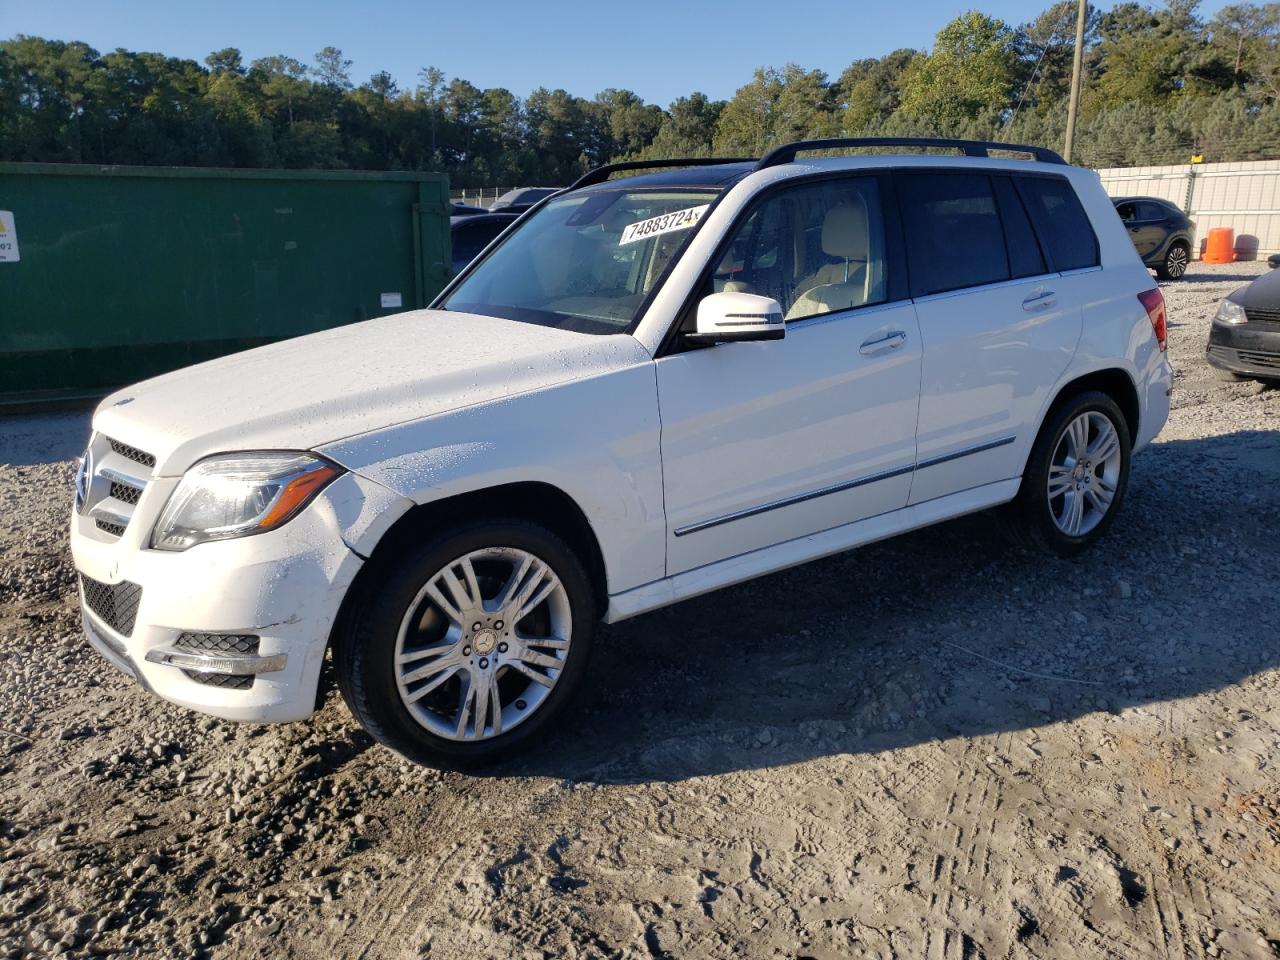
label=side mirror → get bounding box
[688,291,785,344]
[1268,252,1280,270]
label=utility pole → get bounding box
[1064,0,1087,163]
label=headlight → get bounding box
[151,453,342,551]
[1214,299,1247,324]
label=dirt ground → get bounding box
[2,262,1278,960]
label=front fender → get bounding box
[317,363,666,594]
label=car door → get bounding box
[655,174,922,576]
[901,171,1083,505]
[1127,201,1168,258]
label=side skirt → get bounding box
[604,477,1021,623]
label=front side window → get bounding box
[899,172,1010,297]
[443,188,719,334]
[707,177,888,321]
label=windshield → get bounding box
[442,188,720,334]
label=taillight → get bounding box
[1138,288,1167,352]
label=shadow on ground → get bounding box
[483,429,1280,783]
[0,411,92,465]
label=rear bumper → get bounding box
[1206,321,1280,379]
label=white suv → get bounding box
[70,138,1172,766]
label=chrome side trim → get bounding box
[912,274,1057,305]
[916,435,1016,470]
[672,435,1017,538]
[673,463,915,537]
[144,648,288,676]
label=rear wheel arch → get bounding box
[1033,368,1140,465]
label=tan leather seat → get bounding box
[787,202,870,320]
[714,247,757,295]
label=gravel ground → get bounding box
[2,262,1278,960]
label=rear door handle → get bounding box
[1022,290,1057,311]
[859,330,907,355]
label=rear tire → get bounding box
[333,518,596,768]
[1156,241,1190,280]
[1004,391,1131,558]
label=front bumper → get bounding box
[1206,319,1280,379]
[70,473,370,723]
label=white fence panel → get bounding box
[1097,160,1280,260]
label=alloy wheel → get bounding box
[1047,411,1123,537]
[394,547,572,741]
[1165,245,1188,278]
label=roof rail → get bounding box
[754,137,1066,170]
[567,157,756,191]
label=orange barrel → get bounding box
[1202,227,1235,264]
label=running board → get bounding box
[605,478,1021,623]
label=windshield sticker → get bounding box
[619,204,709,245]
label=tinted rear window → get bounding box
[993,177,1046,279]
[898,173,1009,296]
[1016,177,1099,272]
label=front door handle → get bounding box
[859,330,907,356]
[1022,290,1057,311]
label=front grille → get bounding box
[1238,350,1280,370]
[184,672,254,690]
[174,633,259,655]
[109,480,142,505]
[108,438,156,468]
[1244,306,1280,326]
[80,574,143,637]
[81,434,156,540]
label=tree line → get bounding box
[2,0,1278,186]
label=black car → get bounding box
[450,212,517,274]
[489,187,560,214]
[1113,196,1196,280]
[1206,267,1280,383]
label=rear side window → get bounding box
[1136,200,1168,221]
[1016,177,1099,272]
[899,173,1009,297]
[992,177,1047,279]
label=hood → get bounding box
[1230,266,1280,308]
[92,309,651,476]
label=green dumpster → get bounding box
[0,162,451,402]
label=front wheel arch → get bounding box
[329,482,608,652]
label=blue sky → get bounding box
[2,0,1237,107]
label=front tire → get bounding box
[333,518,596,768]
[1005,391,1131,557]
[1156,241,1190,280]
